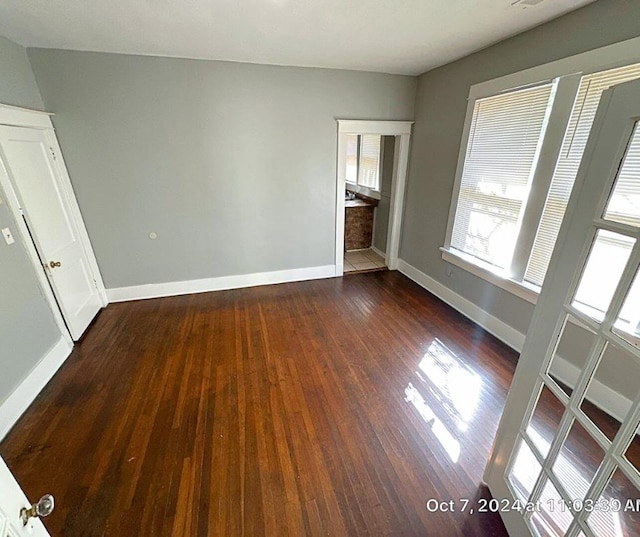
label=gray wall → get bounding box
[0,37,61,407]
[373,136,395,253]
[0,36,44,111]
[27,50,416,289]
[401,0,640,338]
[400,0,640,406]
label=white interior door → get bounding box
[484,78,640,536]
[0,125,103,340]
[0,457,50,536]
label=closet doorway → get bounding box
[0,105,106,341]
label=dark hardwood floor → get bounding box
[1,271,521,536]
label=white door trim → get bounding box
[0,103,107,342]
[0,103,53,129]
[0,162,72,342]
[335,120,413,275]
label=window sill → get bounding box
[440,247,539,305]
[346,183,381,200]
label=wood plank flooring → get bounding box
[1,271,519,536]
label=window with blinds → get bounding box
[357,135,382,190]
[345,134,382,191]
[450,83,554,270]
[524,63,640,287]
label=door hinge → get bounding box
[49,146,57,161]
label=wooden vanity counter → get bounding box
[345,196,378,250]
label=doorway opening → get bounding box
[335,120,413,276]
[343,134,393,274]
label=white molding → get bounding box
[397,258,631,423]
[470,36,640,100]
[337,120,413,135]
[548,354,632,424]
[397,258,526,350]
[0,103,53,130]
[385,133,410,271]
[0,337,73,441]
[346,182,381,200]
[441,248,538,305]
[443,37,640,299]
[335,129,347,276]
[371,245,386,259]
[107,264,336,302]
[335,122,413,276]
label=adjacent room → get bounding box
[0,1,639,535]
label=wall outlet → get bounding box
[446,266,454,278]
[2,227,15,245]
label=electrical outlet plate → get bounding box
[2,227,15,245]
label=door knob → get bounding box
[20,494,54,525]
[49,261,61,268]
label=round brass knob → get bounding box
[49,261,61,268]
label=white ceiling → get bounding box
[0,0,596,75]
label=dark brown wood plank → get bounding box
[2,271,521,536]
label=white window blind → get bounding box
[451,84,554,270]
[345,134,358,184]
[608,123,640,338]
[605,121,640,228]
[358,135,381,190]
[525,63,640,287]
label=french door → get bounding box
[485,78,640,537]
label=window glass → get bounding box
[450,84,554,269]
[525,64,640,287]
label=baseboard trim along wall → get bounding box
[371,245,386,259]
[397,259,526,350]
[396,259,632,424]
[0,337,73,441]
[107,264,337,302]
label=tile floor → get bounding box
[344,248,386,273]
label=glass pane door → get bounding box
[485,79,640,537]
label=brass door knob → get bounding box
[49,261,61,268]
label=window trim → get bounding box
[345,134,384,199]
[443,36,640,299]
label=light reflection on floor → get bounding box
[417,339,482,430]
[405,339,633,536]
[404,382,461,463]
[403,339,483,463]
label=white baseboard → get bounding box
[397,259,525,351]
[548,353,632,423]
[107,264,336,302]
[397,259,631,423]
[0,337,73,441]
[371,245,386,259]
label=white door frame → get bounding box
[0,103,107,342]
[335,120,413,275]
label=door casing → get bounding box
[0,103,107,342]
[335,120,413,274]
